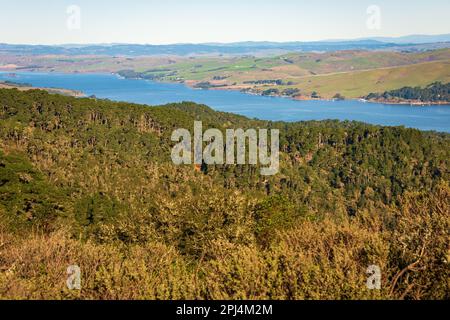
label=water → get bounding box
[1,71,449,133]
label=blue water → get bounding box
[1,71,449,133]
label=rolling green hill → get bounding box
[0,89,448,300]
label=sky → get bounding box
[0,0,449,45]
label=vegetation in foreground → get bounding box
[0,89,448,300]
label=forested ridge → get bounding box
[0,88,448,300]
[365,82,450,103]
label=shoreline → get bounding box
[184,81,450,106]
[2,70,450,106]
[113,73,450,106]
[0,80,86,98]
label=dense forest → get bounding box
[0,88,448,300]
[365,82,450,103]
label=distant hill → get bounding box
[0,41,396,56]
[1,34,450,56]
[367,34,450,44]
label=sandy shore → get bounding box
[0,81,86,98]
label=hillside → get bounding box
[0,89,448,300]
[282,60,450,99]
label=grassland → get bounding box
[276,60,450,99]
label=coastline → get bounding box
[2,69,450,106]
[186,82,450,105]
[0,80,86,98]
[119,75,450,106]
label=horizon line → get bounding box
[1,33,450,47]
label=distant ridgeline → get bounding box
[365,82,450,104]
[0,88,449,300]
[0,40,412,56]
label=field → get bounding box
[278,60,450,99]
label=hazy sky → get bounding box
[1,0,449,44]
